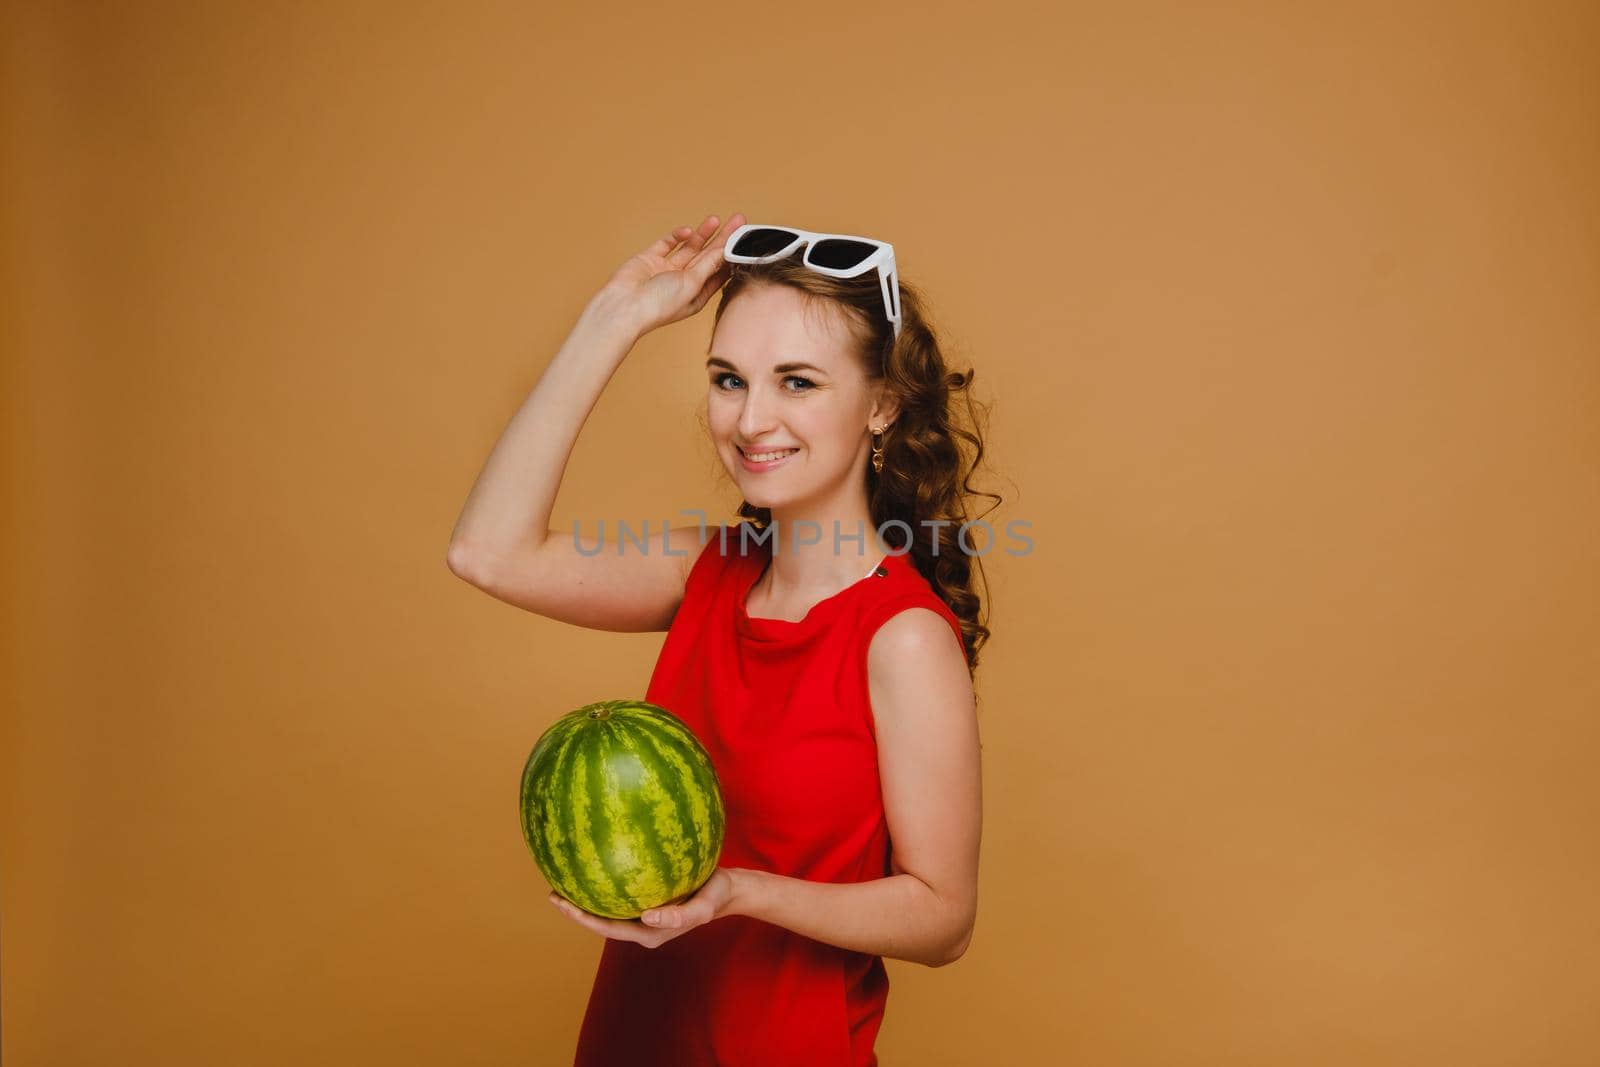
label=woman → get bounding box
[447,212,995,1066]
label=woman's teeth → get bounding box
[745,448,798,463]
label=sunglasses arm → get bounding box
[879,261,902,340]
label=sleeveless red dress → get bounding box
[572,522,968,1067]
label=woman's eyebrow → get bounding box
[706,355,827,375]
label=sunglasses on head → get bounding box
[722,224,902,341]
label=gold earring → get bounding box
[870,425,886,474]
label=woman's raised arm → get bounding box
[445,213,741,632]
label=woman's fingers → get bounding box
[549,892,682,946]
[713,211,745,245]
[647,211,744,274]
[551,894,623,929]
[686,213,743,278]
[607,213,740,332]
[689,261,731,312]
[666,215,720,267]
[645,225,696,259]
[697,213,744,270]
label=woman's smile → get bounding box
[738,445,800,471]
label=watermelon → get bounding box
[519,698,726,920]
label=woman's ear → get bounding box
[870,389,901,431]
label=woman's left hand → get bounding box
[547,868,737,948]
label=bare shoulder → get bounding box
[867,607,970,689]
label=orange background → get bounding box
[4,2,1597,1064]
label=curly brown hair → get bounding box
[707,253,1000,677]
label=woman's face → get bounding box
[705,284,881,513]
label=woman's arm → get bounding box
[723,867,970,969]
[445,215,739,632]
[447,212,735,571]
[726,607,981,967]
[445,291,640,572]
[443,294,697,632]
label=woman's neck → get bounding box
[748,506,885,612]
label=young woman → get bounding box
[447,212,995,1066]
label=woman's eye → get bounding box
[711,374,814,392]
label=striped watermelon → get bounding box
[519,698,726,920]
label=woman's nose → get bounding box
[737,390,775,436]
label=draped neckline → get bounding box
[734,545,892,641]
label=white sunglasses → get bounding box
[722,224,902,340]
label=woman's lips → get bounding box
[738,446,799,472]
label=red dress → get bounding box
[572,522,968,1067]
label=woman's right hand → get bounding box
[588,212,745,338]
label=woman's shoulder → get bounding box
[856,550,968,665]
